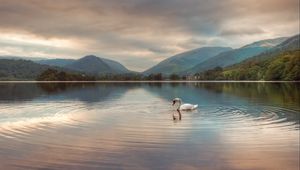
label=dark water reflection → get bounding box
[0,82,299,170]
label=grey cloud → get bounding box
[0,0,298,71]
[219,27,266,36]
[1,0,297,38]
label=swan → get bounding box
[172,98,198,111]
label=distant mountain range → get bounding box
[0,59,53,80]
[0,55,132,80]
[64,55,130,75]
[36,55,131,75]
[37,59,75,67]
[143,47,232,75]
[216,34,299,72]
[0,56,45,61]
[0,34,299,80]
[181,37,288,75]
[195,34,300,80]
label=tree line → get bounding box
[35,50,300,81]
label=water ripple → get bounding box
[0,100,299,169]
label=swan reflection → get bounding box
[172,109,182,121]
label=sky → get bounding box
[0,0,299,71]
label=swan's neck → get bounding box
[177,100,182,110]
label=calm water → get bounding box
[0,82,299,170]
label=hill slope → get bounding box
[194,34,300,81]
[223,34,300,80]
[0,59,52,80]
[184,37,288,74]
[239,34,299,62]
[36,59,75,67]
[143,47,232,75]
[222,50,300,80]
[65,55,130,75]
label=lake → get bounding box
[0,82,299,170]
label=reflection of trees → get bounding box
[0,83,44,101]
[143,82,300,110]
[144,83,226,105]
[37,83,140,103]
[1,82,299,110]
[0,83,140,103]
[194,82,300,110]
[38,83,95,94]
[146,82,163,88]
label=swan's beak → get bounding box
[172,100,175,106]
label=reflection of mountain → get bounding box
[38,83,136,103]
[0,83,45,101]
[143,83,245,106]
[1,83,299,110]
[0,83,138,103]
[143,83,300,110]
[194,83,300,110]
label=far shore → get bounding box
[0,80,299,83]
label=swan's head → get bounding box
[172,98,182,105]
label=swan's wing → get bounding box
[180,103,197,110]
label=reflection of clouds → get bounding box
[0,0,298,71]
[0,101,87,137]
[0,88,195,169]
[0,84,299,169]
[213,111,299,170]
[0,83,137,103]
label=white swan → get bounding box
[172,98,198,111]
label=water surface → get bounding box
[0,82,299,170]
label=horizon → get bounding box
[0,34,297,73]
[0,0,299,71]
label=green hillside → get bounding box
[223,50,300,80]
[184,37,288,74]
[0,59,52,80]
[144,47,232,75]
[195,50,300,81]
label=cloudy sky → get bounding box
[0,0,299,71]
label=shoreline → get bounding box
[0,80,299,83]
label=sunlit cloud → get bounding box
[0,33,76,48]
[0,0,298,71]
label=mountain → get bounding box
[143,47,232,75]
[241,34,299,62]
[0,59,52,80]
[100,58,131,73]
[241,37,288,48]
[36,59,75,67]
[0,55,133,80]
[65,55,130,75]
[223,50,300,80]
[184,37,288,75]
[222,34,300,80]
[194,34,300,81]
[0,55,45,61]
[274,34,299,50]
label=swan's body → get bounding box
[179,103,198,110]
[172,98,198,111]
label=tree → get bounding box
[37,69,96,81]
[169,74,180,80]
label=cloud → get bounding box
[219,27,266,36]
[0,0,298,71]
